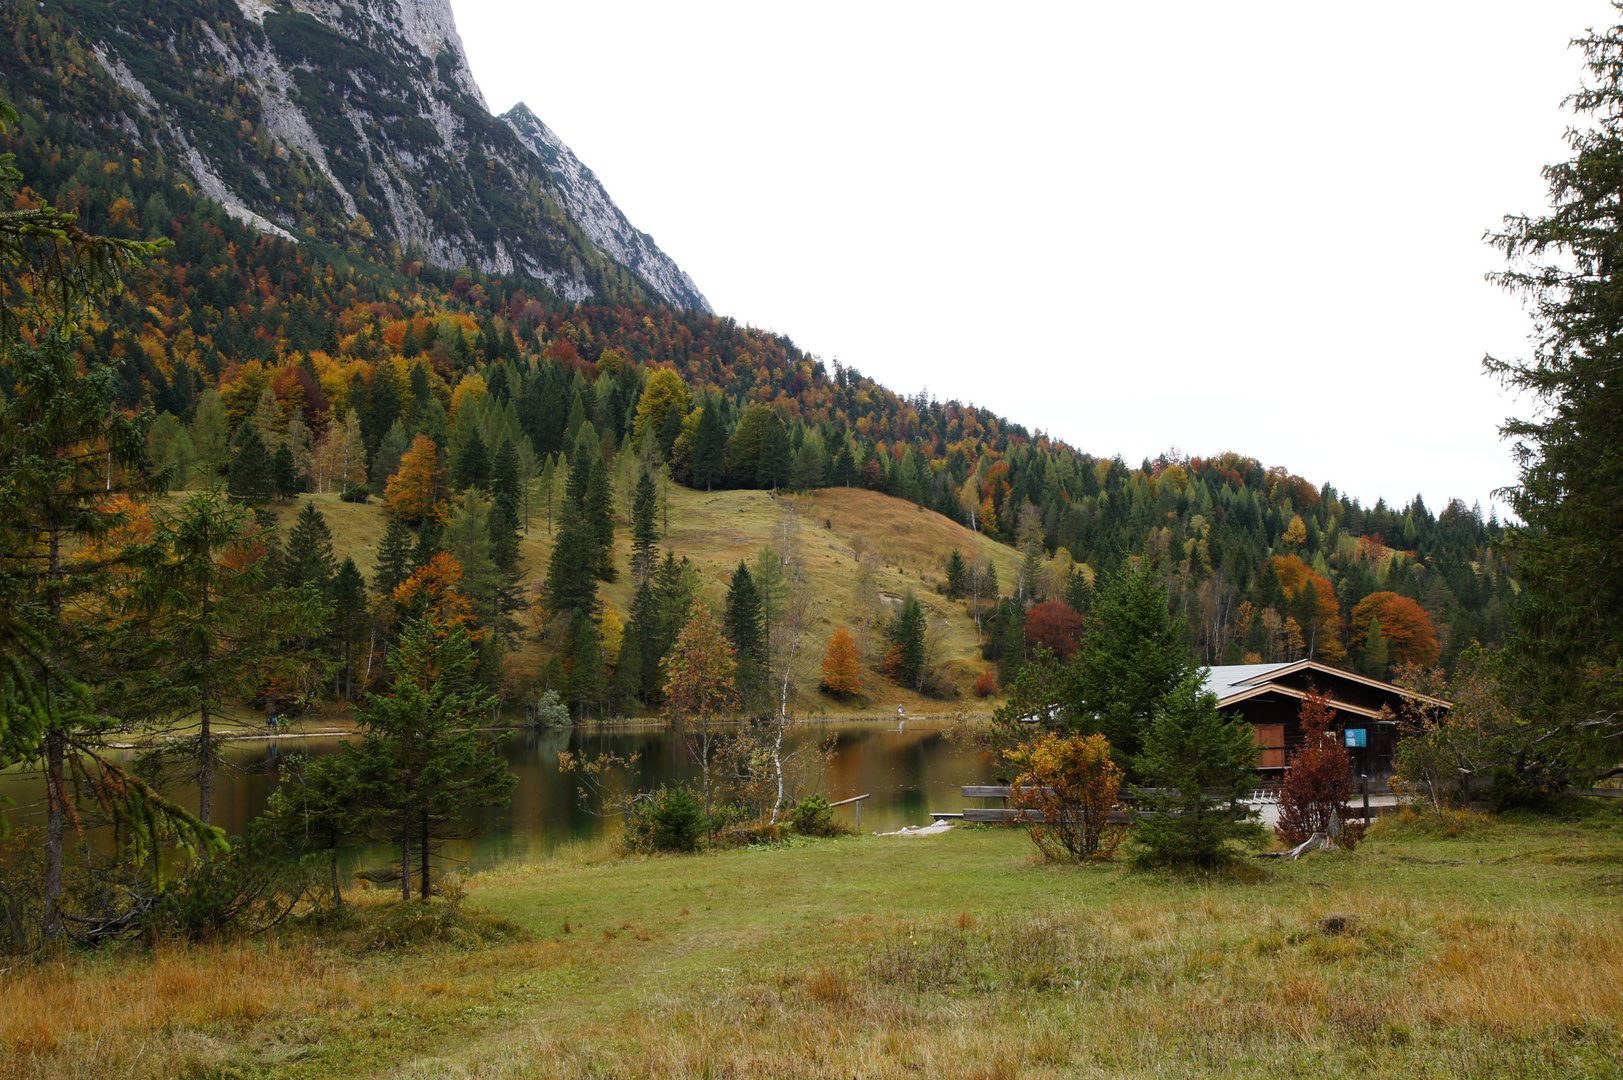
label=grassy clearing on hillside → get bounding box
[5,809,1622,1079]
[263,484,1019,715]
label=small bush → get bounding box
[791,794,839,837]
[1005,732,1127,861]
[525,687,571,729]
[621,785,705,854]
[340,485,370,503]
[974,670,997,698]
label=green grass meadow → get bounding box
[5,805,1622,1079]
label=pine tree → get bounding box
[564,608,604,719]
[362,366,401,460]
[544,503,601,619]
[344,617,516,899]
[411,517,443,570]
[691,404,726,491]
[1133,673,1265,867]
[944,549,968,600]
[832,442,857,487]
[331,557,368,699]
[585,455,616,581]
[228,422,274,504]
[631,470,660,581]
[489,439,522,572]
[271,440,300,500]
[283,500,337,593]
[370,420,411,491]
[755,415,792,490]
[724,561,765,712]
[373,514,414,597]
[884,591,929,690]
[1363,616,1390,679]
[127,490,314,824]
[453,428,490,491]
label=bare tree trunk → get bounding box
[420,810,431,899]
[198,581,214,825]
[330,850,343,908]
[401,829,411,901]
[42,529,65,939]
[42,731,65,941]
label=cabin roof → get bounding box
[1202,659,1452,711]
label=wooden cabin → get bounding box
[1202,660,1450,779]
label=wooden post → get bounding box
[1361,773,1369,822]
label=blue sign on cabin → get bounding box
[1344,728,1367,748]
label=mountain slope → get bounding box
[13,0,707,310]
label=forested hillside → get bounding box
[0,1,1515,719]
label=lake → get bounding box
[0,720,995,875]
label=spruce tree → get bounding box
[411,518,443,569]
[886,591,929,690]
[271,441,301,500]
[755,415,792,490]
[283,500,337,593]
[373,514,414,597]
[545,504,602,618]
[331,557,368,698]
[564,608,604,719]
[1133,673,1265,867]
[453,428,491,491]
[631,470,659,580]
[344,617,516,899]
[228,423,274,504]
[489,439,522,572]
[361,366,401,460]
[724,561,765,712]
[944,549,968,600]
[691,404,726,491]
[585,455,616,581]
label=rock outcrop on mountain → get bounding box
[11,0,708,311]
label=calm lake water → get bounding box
[1,721,994,874]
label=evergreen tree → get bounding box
[283,500,337,593]
[344,617,516,899]
[370,420,411,491]
[411,517,443,569]
[544,504,601,619]
[331,556,368,699]
[585,455,616,581]
[755,414,793,490]
[564,608,604,719]
[724,561,765,711]
[228,423,274,504]
[361,366,401,460]
[691,404,726,491]
[127,490,314,824]
[373,514,414,597]
[1133,673,1265,867]
[885,591,929,690]
[832,442,857,487]
[271,441,300,499]
[944,549,968,600]
[453,427,491,491]
[1363,617,1390,680]
[409,361,432,416]
[489,439,522,572]
[631,470,660,581]
[1485,20,1623,748]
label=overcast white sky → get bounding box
[454,1,1616,516]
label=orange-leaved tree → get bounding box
[385,434,445,524]
[1269,554,1344,661]
[1275,685,1363,849]
[662,605,738,838]
[392,551,479,639]
[819,626,863,698]
[1349,592,1438,668]
[1005,732,1126,861]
